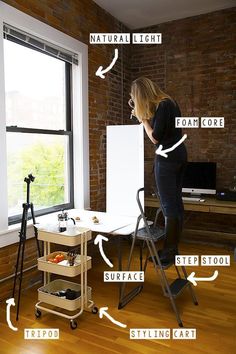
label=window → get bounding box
[0,2,89,236]
[4,34,74,223]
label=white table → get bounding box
[37,209,138,234]
[69,209,138,234]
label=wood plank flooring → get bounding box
[0,241,235,354]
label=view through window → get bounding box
[4,38,73,222]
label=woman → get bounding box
[130,77,187,262]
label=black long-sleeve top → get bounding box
[151,98,187,162]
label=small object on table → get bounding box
[92,216,99,224]
[75,216,80,221]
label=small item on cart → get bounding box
[50,288,81,300]
[65,289,81,300]
[58,210,68,232]
[50,290,67,297]
[48,253,65,263]
[58,210,76,232]
[75,216,80,221]
[67,250,77,266]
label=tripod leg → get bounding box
[12,206,27,299]
[16,206,28,321]
[12,239,23,299]
[30,203,41,257]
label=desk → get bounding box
[145,196,236,214]
[145,196,236,246]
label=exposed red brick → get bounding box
[1,2,235,298]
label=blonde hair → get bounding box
[131,77,172,122]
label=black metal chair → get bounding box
[119,188,198,327]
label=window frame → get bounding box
[5,37,74,224]
[0,2,90,239]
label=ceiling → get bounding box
[93,0,235,29]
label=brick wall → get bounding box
[0,1,235,298]
[0,237,40,300]
[131,7,236,194]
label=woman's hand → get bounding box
[142,119,158,144]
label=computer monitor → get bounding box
[182,162,216,196]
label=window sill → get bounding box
[0,210,63,248]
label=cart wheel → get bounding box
[70,320,77,330]
[92,306,98,314]
[35,309,41,318]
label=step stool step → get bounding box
[149,256,174,269]
[132,226,165,241]
[167,278,190,298]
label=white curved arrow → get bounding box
[6,298,18,331]
[99,307,127,328]
[96,48,118,79]
[94,234,113,268]
[156,134,187,158]
[188,270,219,286]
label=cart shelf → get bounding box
[37,225,92,246]
[38,279,92,311]
[38,252,92,277]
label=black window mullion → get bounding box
[65,62,74,209]
[6,126,72,136]
[9,203,73,225]
[65,62,72,132]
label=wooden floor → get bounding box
[0,241,235,354]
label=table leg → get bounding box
[117,235,122,304]
[118,235,122,271]
[43,242,47,285]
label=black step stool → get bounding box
[119,188,198,327]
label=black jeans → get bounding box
[154,159,186,219]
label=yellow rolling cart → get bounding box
[35,226,98,329]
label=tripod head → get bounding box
[24,173,35,184]
[24,174,35,204]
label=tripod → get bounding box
[12,174,41,321]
